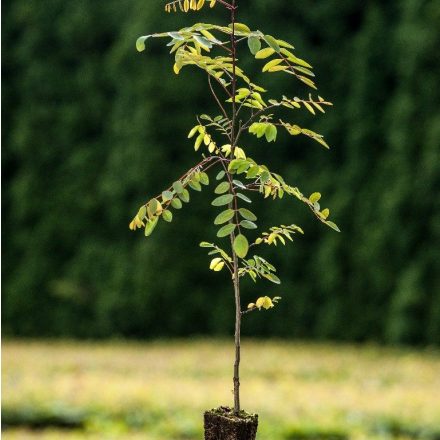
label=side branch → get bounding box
[149,155,224,204]
[207,75,230,123]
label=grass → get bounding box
[2,339,440,439]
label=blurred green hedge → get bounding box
[2,0,440,343]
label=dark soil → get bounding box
[204,406,258,440]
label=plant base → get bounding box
[204,406,258,440]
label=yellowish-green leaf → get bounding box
[309,192,321,203]
[276,39,294,49]
[326,221,340,232]
[229,22,251,33]
[265,124,277,142]
[298,75,317,90]
[171,198,182,209]
[209,257,225,271]
[246,165,260,179]
[255,297,265,309]
[262,58,283,72]
[136,36,150,52]
[144,216,158,237]
[194,133,204,151]
[321,208,330,219]
[254,296,276,310]
[255,47,275,59]
[268,65,289,72]
[303,101,316,115]
[149,199,158,215]
[188,126,200,139]
[137,206,147,220]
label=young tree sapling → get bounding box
[130,0,339,437]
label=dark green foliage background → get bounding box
[2,0,439,344]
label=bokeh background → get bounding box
[2,0,440,439]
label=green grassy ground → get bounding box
[2,340,440,439]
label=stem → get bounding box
[207,75,231,132]
[229,0,241,415]
[231,232,241,414]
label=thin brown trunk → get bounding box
[229,0,241,415]
[232,248,241,413]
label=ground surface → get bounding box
[2,340,440,439]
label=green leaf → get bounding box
[260,170,270,183]
[265,124,277,142]
[216,170,226,180]
[236,162,250,174]
[168,31,184,41]
[309,192,321,203]
[264,35,281,52]
[247,36,261,55]
[200,241,213,248]
[162,190,174,202]
[178,189,190,203]
[233,179,246,189]
[263,273,281,284]
[136,35,150,52]
[215,181,230,194]
[162,210,173,222]
[228,158,244,171]
[240,220,257,229]
[214,209,235,225]
[194,35,212,49]
[173,181,184,194]
[212,194,234,206]
[217,223,236,237]
[144,216,158,237]
[237,193,252,203]
[199,172,210,185]
[171,198,182,209]
[149,199,158,214]
[233,234,249,258]
[189,180,202,191]
[255,47,275,59]
[239,208,257,221]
